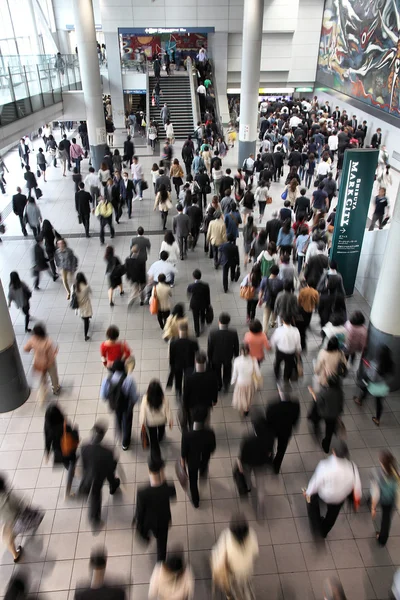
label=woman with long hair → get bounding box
[150,162,160,192]
[74,272,93,340]
[354,345,394,426]
[41,219,59,280]
[240,262,262,322]
[98,162,111,188]
[277,219,295,257]
[163,303,189,341]
[254,179,270,224]
[154,183,171,230]
[160,230,180,266]
[24,323,60,403]
[170,158,184,199]
[313,336,347,392]
[104,245,124,307]
[112,149,122,173]
[8,272,32,332]
[139,379,172,460]
[231,344,262,416]
[370,451,400,545]
[242,215,257,266]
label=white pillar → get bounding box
[238,0,264,166]
[0,281,30,412]
[26,0,42,57]
[72,0,106,170]
[104,31,125,129]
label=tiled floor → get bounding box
[0,133,399,600]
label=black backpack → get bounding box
[107,374,128,412]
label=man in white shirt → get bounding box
[197,83,206,115]
[305,439,362,538]
[270,317,301,381]
[316,158,331,179]
[289,111,302,129]
[84,167,101,207]
[328,131,338,156]
[242,153,255,183]
[131,156,144,201]
[147,251,177,286]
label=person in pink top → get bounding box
[24,323,60,404]
[344,311,367,364]
[69,137,84,173]
[243,319,270,364]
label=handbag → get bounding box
[149,286,159,315]
[234,265,241,282]
[240,285,255,300]
[252,359,263,390]
[36,168,41,178]
[13,505,44,536]
[70,288,79,310]
[233,464,249,496]
[141,424,149,449]
[36,187,43,199]
[281,188,288,200]
[297,355,304,378]
[175,459,189,492]
[205,305,214,324]
[0,224,5,234]
[141,180,148,191]
[266,195,272,204]
[367,381,390,397]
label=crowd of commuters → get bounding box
[0,93,398,600]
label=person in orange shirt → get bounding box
[243,319,270,364]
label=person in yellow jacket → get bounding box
[206,210,227,269]
[95,196,115,245]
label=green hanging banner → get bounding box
[331,148,379,296]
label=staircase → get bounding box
[149,75,193,139]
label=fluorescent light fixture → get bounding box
[227,87,295,94]
[295,87,314,92]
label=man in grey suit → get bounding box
[155,168,171,194]
[173,203,190,260]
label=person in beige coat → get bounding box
[206,211,227,268]
[74,272,93,341]
[152,273,172,330]
[139,379,172,460]
[313,337,347,389]
[149,550,194,600]
[154,185,172,230]
[24,323,60,404]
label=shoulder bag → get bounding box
[149,286,159,315]
[240,284,255,301]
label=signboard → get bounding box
[118,27,215,34]
[123,89,146,95]
[96,127,106,146]
[331,148,379,296]
[240,124,250,141]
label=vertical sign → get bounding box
[240,123,250,141]
[331,148,379,296]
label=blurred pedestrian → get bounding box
[8,272,32,332]
[370,450,400,546]
[24,323,60,403]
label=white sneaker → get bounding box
[133,196,140,201]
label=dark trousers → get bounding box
[184,161,191,178]
[74,157,82,173]
[212,244,220,268]
[212,361,232,391]
[167,368,184,395]
[178,235,187,259]
[30,223,40,238]
[81,470,120,524]
[18,214,28,235]
[309,494,343,537]
[155,526,169,562]
[308,403,336,453]
[369,212,384,231]
[147,425,165,460]
[274,349,296,381]
[192,308,206,337]
[22,304,30,331]
[188,455,211,507]
[157,309,170,330]
[82,214,90,236]
[83,317,90,338]
[100,216,114,244]
[161,210,168,229]
[247,299,258,320]
[127,197,133,218]
[115,407,133,449]
[273,165,281,181]
[273,433,290,474]
[378,503,395,546]
[358,386,384,421]
[295,316,307,351]
[222,262,235,292]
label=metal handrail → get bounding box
[187,57,200,130]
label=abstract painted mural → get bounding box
[316,0,400,118]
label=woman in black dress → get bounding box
[104,245,124,307]
[41,219,60,280]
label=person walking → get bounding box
[152,273,172,330]
[74,550,126,600]
[240,263,262,323]
[74,272,93,340]
[32,236,52,290]
[8,272,32,332]
[100,325,133,370]
[219,234,240,293]
[149,550,194,600]
[207,312,239,393]
[344,311,367,364]
[370,451,400,546]
[41,219,59,281]
[173,204,191,260]
[70,138,84,172]
[104,245,124,307]
[206,211,227,268]
[131,156,144,200]
[187,269,211,337]
[167,322,198,398]
[84,167,101,207]
[231,343,262,416]
[36,148,47,182]
[54,238,78,300]
[163,303,189,342]
[75,182,92,237]
[24,166,39,199]
[101,360,139,450]
[354,345,394,426]
[12,187,28,236]
[79,423,120,527]
[95,195,115,245]
[304,439,362,538]
[369,187,389,230]
[270,316,301,381]
[58,134,71,175]
[139,379,172,460]
[308,375,344,453]
[181,404,216,508]
[125,244,147,307]
[24,323,60,403]
[297,281,319,351]
[313,337,347,390]
[154,184,172,231]
[44,403,79,498]
[170,158,184,199]
[266,383,300,473]
[244,319,270,364]
[211,514,259,600]
[134,457,176,562]
[183,351,219,428]
[23,196,42,237]
[120,171,135,218]
[242,215,258,267]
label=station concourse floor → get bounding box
[0,130,399,600]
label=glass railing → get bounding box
[0,54,82,127]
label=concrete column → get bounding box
[0,281,30,413]
[104,31,125,129]
[72,0,106,170]
[26,0,42,57]
[360,185,400,390]
[238,0,264,167]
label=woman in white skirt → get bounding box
[231,344,262,417]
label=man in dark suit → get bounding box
[332,107,340,121]
[120,171,135,218]
[75,182,92,237]
[79,423,120,526]
[351,115,358,131]
[74,551,126,600]
[129,226,151,262]
[59,134,71,170]
[183,351,219,428]
[207,312,239,392]
[134,457,176,562]
[181,405,216,508]
[167,322,199,397]
[125,244,147,306]
[219,168,234,198]
[219,235,240,293]
[371,128,382,148]
[155,168,171,193]
[173,203,191,259]
[12,187,28,236]
[272,147,284,182]
[266,383,300,473]
[187,269,211,337]
[123,135,134,164]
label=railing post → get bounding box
[23,66,33,114]
[36,64,44,108]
